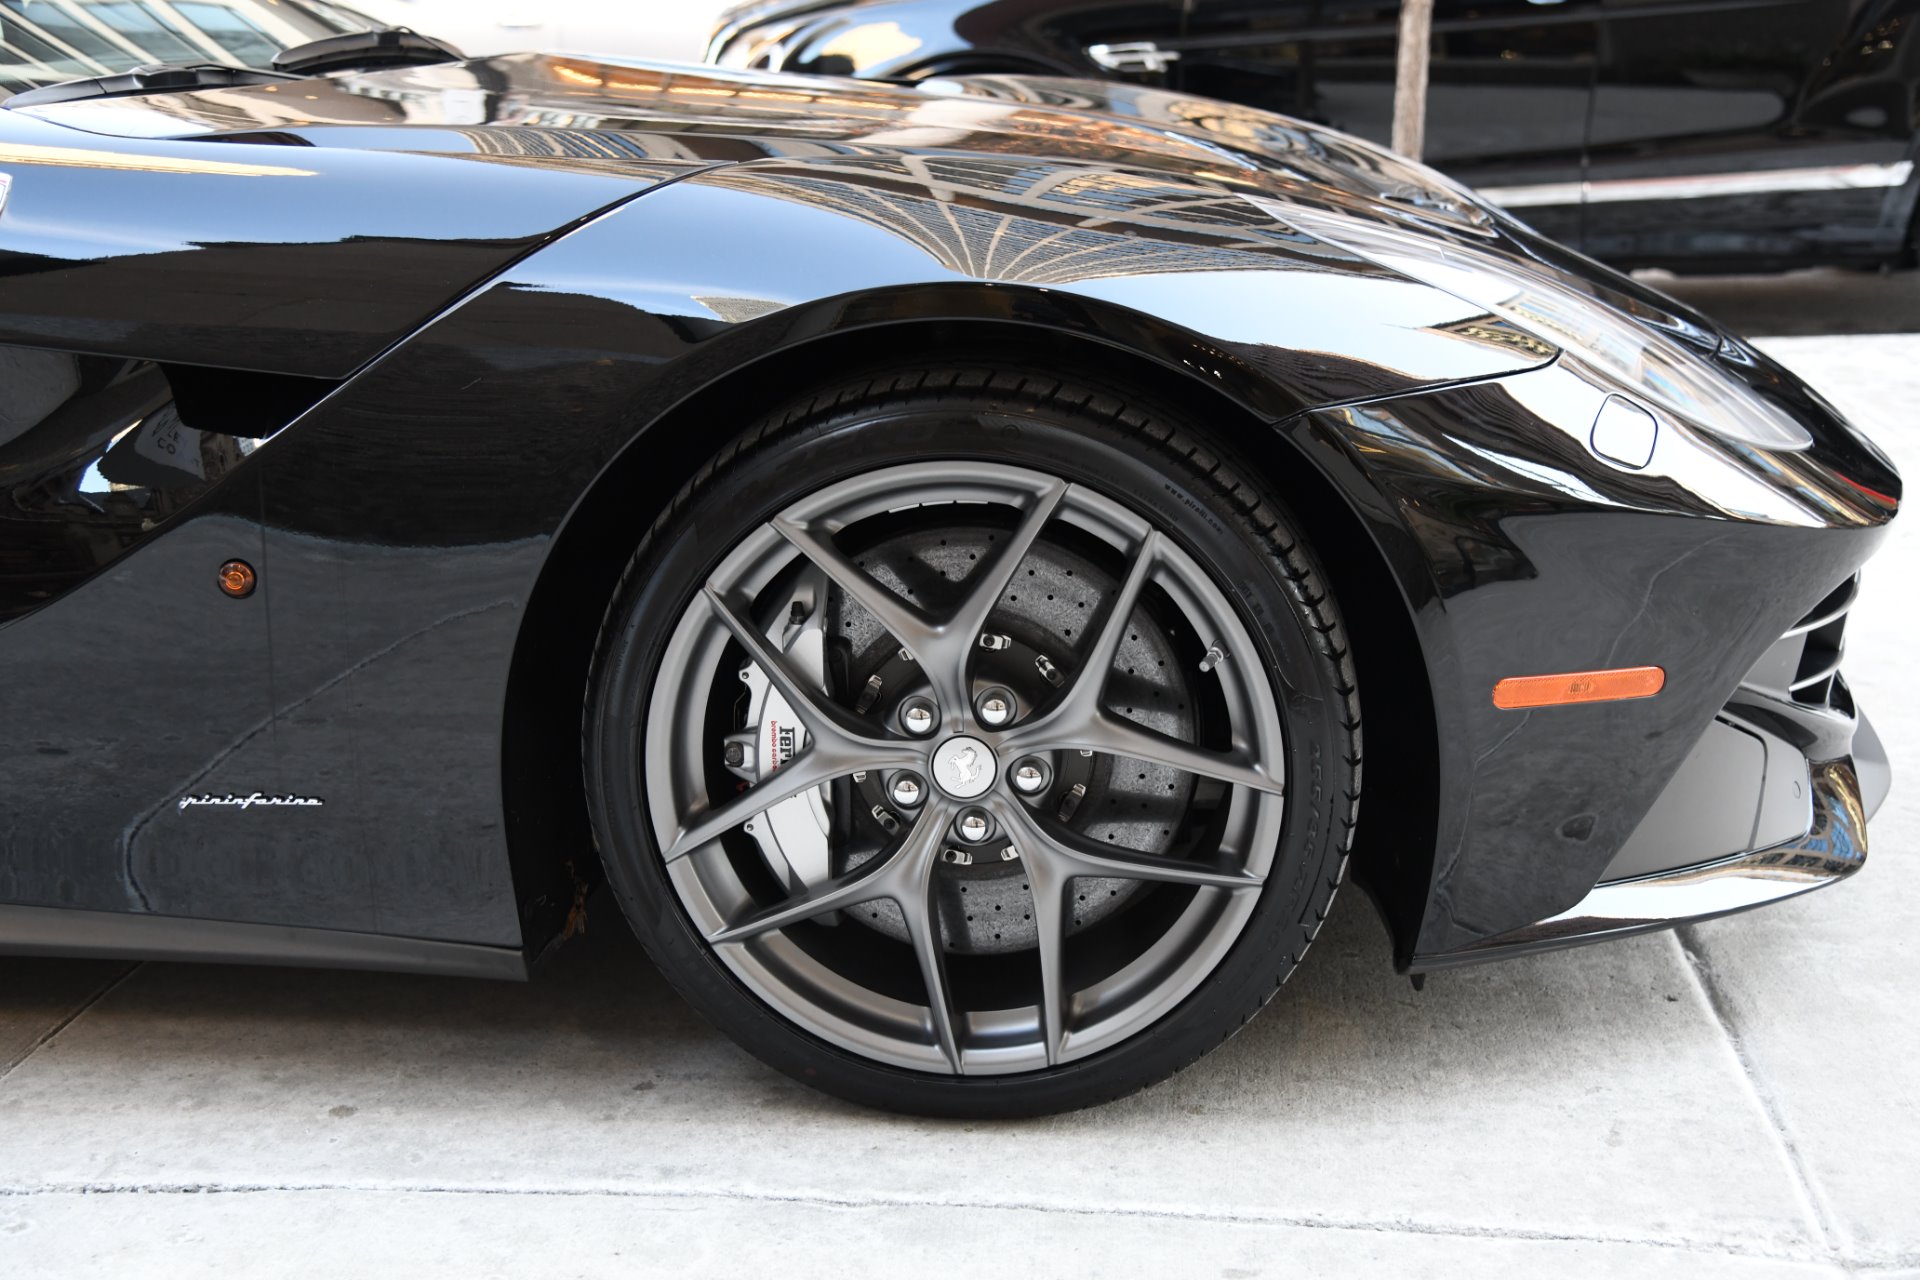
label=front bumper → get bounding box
[1413,749,1874,971]
[1408,547,1890,971]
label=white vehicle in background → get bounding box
[343,0,725,63]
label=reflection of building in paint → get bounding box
[453,124,716,165]
[1435,318,1557,362]
[0,0,355,96]
[705,155,1347,286]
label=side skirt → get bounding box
[0,905,528,981]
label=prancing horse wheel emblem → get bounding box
[952,746,981,783]
[932,735,997,799]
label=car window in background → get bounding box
[171,1,286,64]
[0,0,374,98]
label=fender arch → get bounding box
[501,294,1445,966]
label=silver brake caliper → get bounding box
[721,571,834,893]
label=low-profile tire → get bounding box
[585,365,1360,1117]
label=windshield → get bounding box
[0,0,378,98]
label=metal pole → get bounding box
[1391,0,1435,160]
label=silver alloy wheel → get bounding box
[644,462,1287,1075]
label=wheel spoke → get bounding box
[946,478,1069,644]
[704,586,903,747]
[878,803,965,1071]
[894,882,960,1074]
[665,744,876,863]
[707,848,893,943]
[1004,530,1160,748]
[1066,529,1160,710]
[1053,840,1264,890]
[770,514,941,660]
[997,527,1282,798]
[994,794,1261,891]
[707,800,950,942]
[991,797,1070,1064]
[1080,713,1286,797]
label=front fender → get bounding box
[194,149,1553,948]
[534,153,1555,414]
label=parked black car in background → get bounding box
[708,0,1920,273]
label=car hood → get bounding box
[9,52,1493,233]
[11,51,1760,392]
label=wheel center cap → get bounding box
[930,735,997,799]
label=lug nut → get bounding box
[1011,759,1049,795]
[975,687,1015,728]
[955,808,993,844]
[899,696,937,736]
[890,774,925,807]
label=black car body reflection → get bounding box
[709,0,1920,273]
[0,51,1898,990]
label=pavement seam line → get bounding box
[0,962,141,1082]
[0,1179,1839,1266]
[1673,927,1846,1259]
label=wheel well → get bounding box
[500,321,1439,965]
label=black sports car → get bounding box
[707,0,1920,274]
[0,1,1900,1116]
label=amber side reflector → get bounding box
[1492,666,1665,710]
[217,559,257,599]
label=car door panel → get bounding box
[1177,0,1596,243]
[1583,0,1920,267]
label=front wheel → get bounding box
[585,367,1360,1116]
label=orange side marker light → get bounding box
[1492,666,1665,710]
[218,559,257,599]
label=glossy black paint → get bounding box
[0,903,525,978]
[0,54,1899,976]
[1293,366,1889,955]
[710,0,1920,272]
[1419,758,1872,970]
[0,108,692,377]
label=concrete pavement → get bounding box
[1,335,1915,1277]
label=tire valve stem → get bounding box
[1057,782,1087,822]
[871,804,901,836]
[1199,643,1227,674]
[1035,654,1064,687]
[855,673,885,713]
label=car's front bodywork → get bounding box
[0,55,1897,977]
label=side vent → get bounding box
[1784,575,1858,707]
[161,364,340,439]
[1739,575,1859,709]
